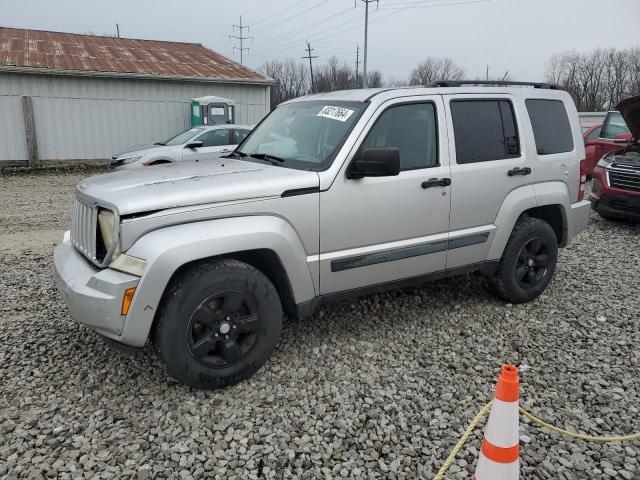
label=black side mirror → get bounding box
[347,148,400,179]
[185,140,203,150]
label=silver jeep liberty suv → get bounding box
[55,81,591,389]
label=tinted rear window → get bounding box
[450,100,520,164]
[526,99,574,155]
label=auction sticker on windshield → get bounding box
[317,106,355,122]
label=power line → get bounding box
[252,0,493,73]
[251,0,333,35]
[311,0,491,44]
[360,0,379,88]
[355,45,361,86]
[250,0,315,26]
[228,15,253,65]
[302,40,319,93]
[254,12,363,55]
[254,5,357,50]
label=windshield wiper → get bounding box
[154,142,166,146]
[249,153,285,162]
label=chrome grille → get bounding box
[608,163,640,193]
[71,199,98,261]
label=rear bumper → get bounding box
[590,193,640,220]
[567,200,591,241]
[54,231,140,341]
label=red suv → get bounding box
[582,123,601,175]
[590,95,640,221]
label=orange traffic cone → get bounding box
[473,365,520,480]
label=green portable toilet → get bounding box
[191,96,236,126]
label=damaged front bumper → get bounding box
[54,231,140,341]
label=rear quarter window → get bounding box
[526,99,574,155]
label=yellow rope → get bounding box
[433,401,640,480]
[519,407,640,442]
[433,401,493,480]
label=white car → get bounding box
[109,124,253,170]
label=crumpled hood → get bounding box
[77,159,320,215]
[616,95,640,140]
[112,144,172,159]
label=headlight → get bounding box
[110,254,147,277]
[597,156,612,168]
[98,209,120,260]
[119,156,142,165]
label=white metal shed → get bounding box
[0,28,272,166]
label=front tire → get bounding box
[492,217,558,303]
[153,259,282,389]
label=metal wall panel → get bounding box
[0,72,270,162]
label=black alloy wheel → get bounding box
[492,217,558,303]
[187,291,261,367]
[514,237,550,289]
[153,259,282,389]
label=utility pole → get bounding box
[302,40,318,93]
[355,45,360,87]
[229,15,253,65]
[360,0,378,88]
[116,23,120,38]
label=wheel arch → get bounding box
[487,183,571,260]
[167,248,298,321]
[117,216,316,347]
[145,158,173,166]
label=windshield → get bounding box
[237,100,367,170]
[159,128,204,146]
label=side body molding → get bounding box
[120,216,316,347]
[486,182,571,261]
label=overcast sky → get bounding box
[3,0,639,83]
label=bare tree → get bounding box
[385,77,409,87]
[545,47,640,111]
[409,57,465,86]
[367,70,383,88]
[629,47,640,97]
[261,59,309,108]
[314,56,357,92]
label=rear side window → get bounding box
[450,100,520,164]
[526,99,574,155]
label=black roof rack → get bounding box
[431,80,562,90]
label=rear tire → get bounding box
[153,259,282,389]
[492,217,558,303]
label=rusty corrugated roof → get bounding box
[0,27,269,83]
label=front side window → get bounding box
[237,100,367,170]
[362,103,438,170]
[161,128,204,146]
[601,112,630,139]
[197,129,230,147]
[450,100,520,164]
[526,99,574,154]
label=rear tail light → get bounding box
[578,159,587,201]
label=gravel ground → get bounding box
[0,167,639,480]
